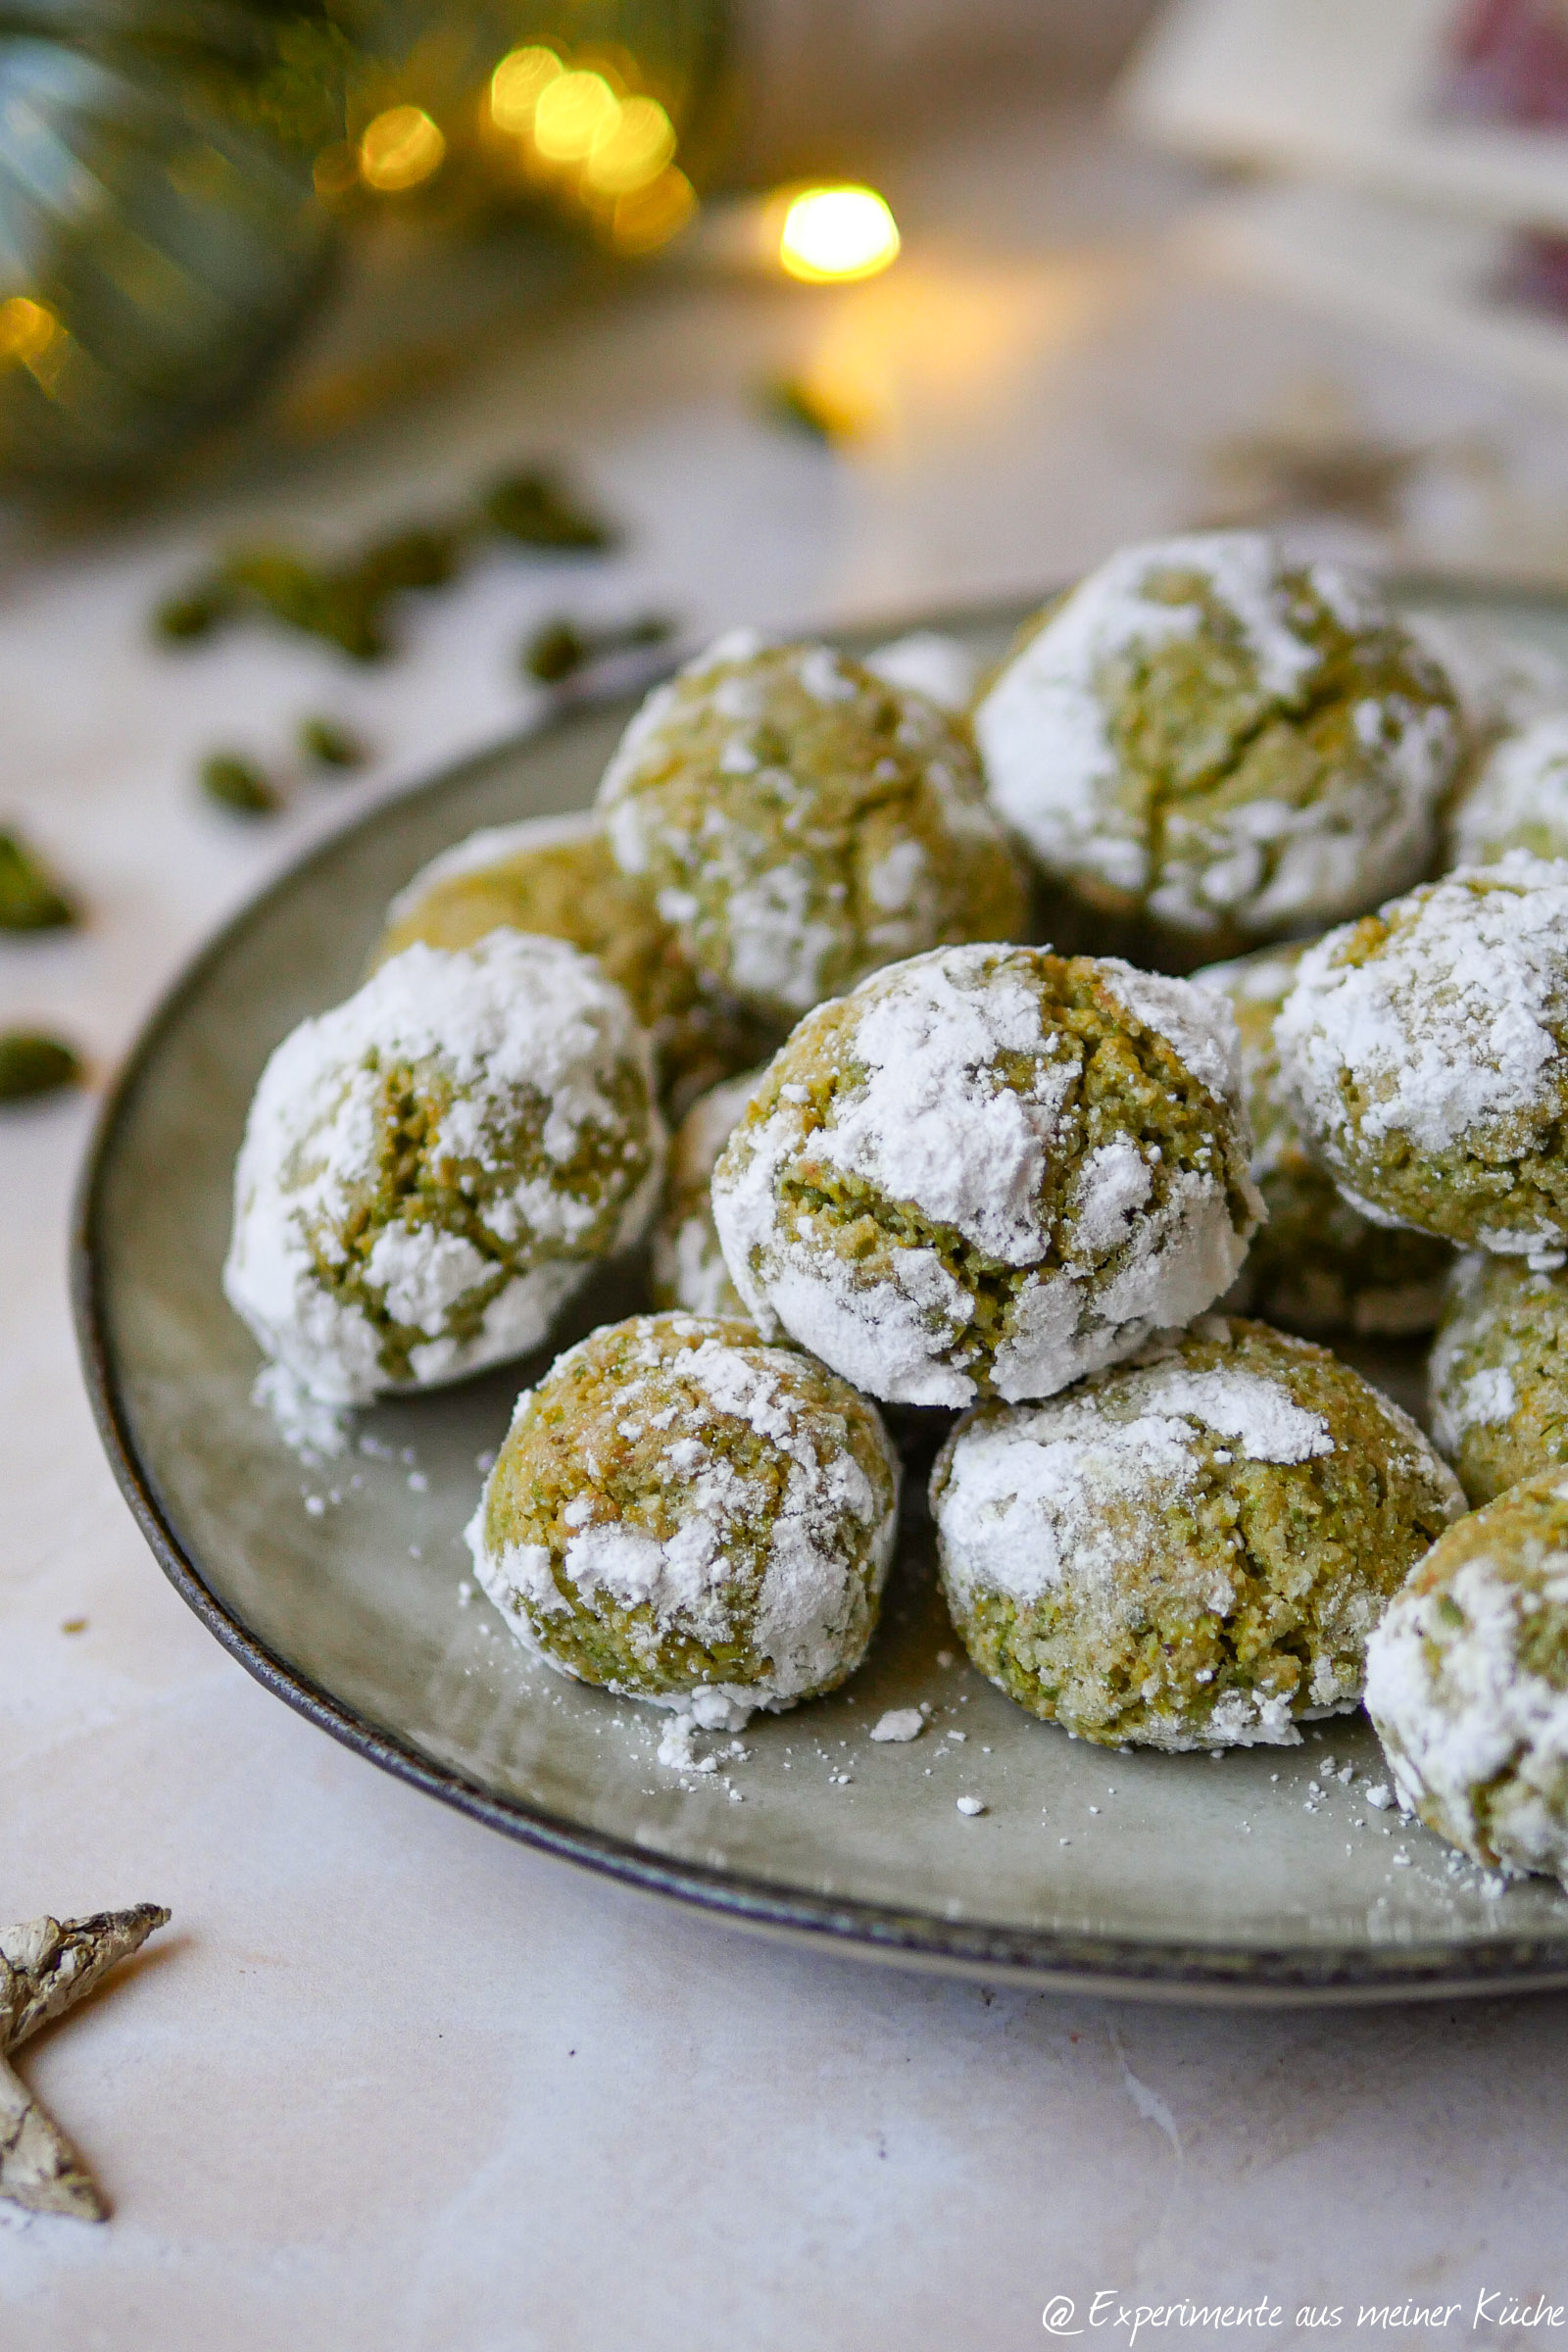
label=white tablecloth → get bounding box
[5,98,1568,2350]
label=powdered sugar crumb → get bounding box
[253,1361,350,1458]
[870,1707,925,1743]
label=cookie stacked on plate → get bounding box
[224,531,1568,1893]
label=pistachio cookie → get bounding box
[650,1066,765,1319]
[597,632,1028,1025]
[467,1312,901,1725]
[1447,712,1568,870]
[1275,856,1568,1254]
[225,934,663,1404]
[1197,942,1450,1335]
[931,1317,1463,1749]
[1366,1470,1568,1889]
[1430,1251,1568,1505]
[374,810,777,1116]
[974,532,1460,963]
[710,943,1261,1407]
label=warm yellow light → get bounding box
[584,94,675,195]
[611,166,697,252]
[778,185,900,283]
[0,294,59,364]
[312,141,360,200]
[532,70,618,163]
[358,106,446,193]
[489,45,562,134]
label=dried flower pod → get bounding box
[0,1904,171,2220]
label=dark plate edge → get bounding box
[69,588,1568,2006]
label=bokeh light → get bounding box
[778,185,901,283]
[312,142,361,200]
[358,106,447,194]
[610,165,697,251]
[584,95,676,195]
[533,71,619,163]
[489,46,562,135]
[0,295,60,366]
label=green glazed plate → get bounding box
[74,586,1568,2003]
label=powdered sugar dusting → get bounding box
[1276,857,1568,1173]
[975,533,1327,891]
[1099,958,1248,1119]
[865,631,979,712]
[975,533,1453,937]
[722,863,840,1010]
[1406,611,1568,739]
[252,1361,350,1458]
[1366,1533,1568,1886]
[468,1317,899,1720]
[814,947,1068,1265]
[1449,712,1568,868]
[653,1067,763,1315]
[597,631,1018,1019]
[933,1340,1443,1750]
[711,945,1255,1406]
[224,934,663,1404]
[1428,1254,1524,1460]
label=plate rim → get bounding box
[72,586,1568,2005]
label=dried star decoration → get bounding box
[1197,379,1429,533]
[0,1905,170,2220]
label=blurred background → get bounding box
[10,0,1568,1075]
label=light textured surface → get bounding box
[6,92,1568,2350]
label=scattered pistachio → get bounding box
[200,754,279,815]
[152,578,236,644]
[522,612,676,684]
[760,375,857,445]
[483,467,616,551]
[0,830,74,930]
[152,465,620,662]
[222,551,387,662]
[298,714,368,770]
[355,525,461,595]
[0,1032,82,1102]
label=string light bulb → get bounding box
[532,70,619,163]
[0,295,59,364]
[489,46,562,135]
[358,106,446,193]
[777,185,900,283]
[584,95,676,195]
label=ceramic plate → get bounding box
[75,586,1568,2003]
